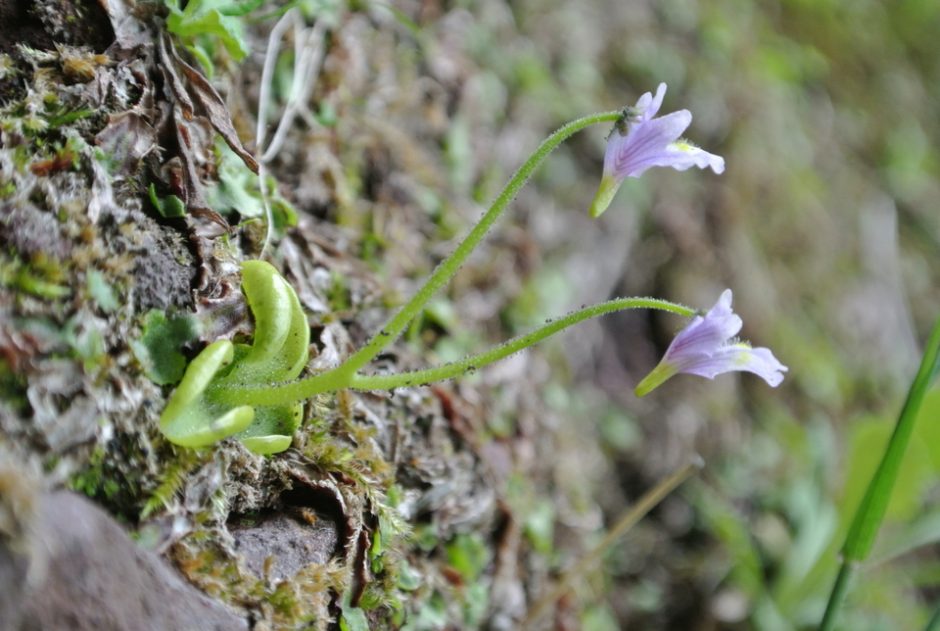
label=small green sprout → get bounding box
[207,140,298,230]
[86,269,119,313]
[148,183,186,219]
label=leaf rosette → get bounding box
[158,260,309,455]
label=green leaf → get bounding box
[445,533,490,583]
[842,317,940,562]
[523,499,555,556]
[218,0,266,17]
[159,339,255,447]
[207,141,299,232]
[397,561,421,591]
[86,269,119,313]
[207,142,265,217]
[148,183,186,218]
[240,434,293,455]
[915,387,940,471]
[236,403,302,454]
[841,415,933,524]
[215,260,310,383]
[339,607,369,631]
[821,317,940,630]
[131,310,201,385]
[931,350,940,384]
[166,2,249,61]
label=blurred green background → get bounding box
[396,0,940,628]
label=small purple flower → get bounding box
[590,83,725,217]
[635,290,788,396]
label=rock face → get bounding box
[1,490,248,631]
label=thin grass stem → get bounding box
[819,316,940,631]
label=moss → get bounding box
[171,536,349,630]
[139,449,208,520]
[69,446,123,504]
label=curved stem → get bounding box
[215,298,693,405]
[214,110,624,407]
[331,111,621,379]
[347,298,694,391]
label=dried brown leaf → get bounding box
[157,35,194,115]
[94,111,157,173]
[161,35,258,173]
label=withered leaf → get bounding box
[158,34,195,116]
[172,110,211,210]
[95,111,157,173]
[161,34,259,173]
[97,0,148,52]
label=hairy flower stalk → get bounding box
[590,83,725,218]
[635,290,787,396]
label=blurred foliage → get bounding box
[402,0,940,627]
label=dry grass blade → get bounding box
[254,9,327,257]
[523,457,704,628]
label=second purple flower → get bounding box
[635,289,788,396]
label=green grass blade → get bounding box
[842,317,940,562]
[820,316,940,630]
[926,601,940,631]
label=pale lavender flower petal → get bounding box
[590,82,725,218]
[680,343,788,386]
[636,82,667,121]
[661,141,726,174]
[634,289,788,396]
[664,290,742,362]
[603,110,692,179]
